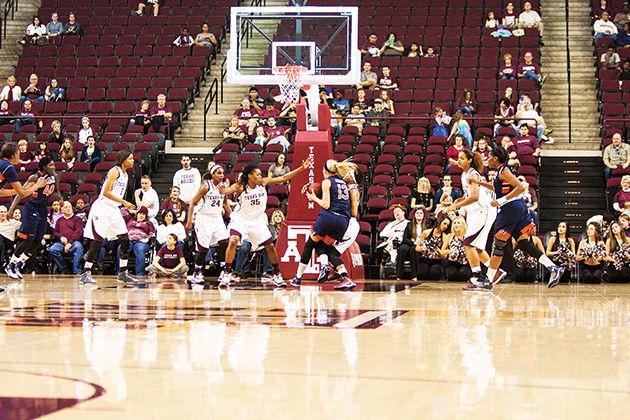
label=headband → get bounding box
[210,164,223,175]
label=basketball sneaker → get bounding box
[189,271,205,285]
[492,269,508,285]
[261,272,275,286]
[0,285,5,293]
[334,276,356,290]
[218,271,231,288]
[5,262,23,280]
[229,273,240,285]
[117,270,141,285]
[471,274,493,291]
[80,272,97,285]
[272,273,287,288]
[547,265,565,289]
[462,283,480,291]
[289,276,301,287]
[317,265,331,283]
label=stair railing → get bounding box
[564,0,572,143]
[203,77,219,142]
[0,0,19,49]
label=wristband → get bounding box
[497,197,507,206]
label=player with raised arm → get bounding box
[80,150,139,285]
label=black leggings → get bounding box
[513,267,538,283]
[580,263,603,284]
[416,257,443,280]
[606,266,629,283]
[445,261,470,281]
[396,243,414,279]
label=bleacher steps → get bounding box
[0,1,42,80]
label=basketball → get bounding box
[308,182,322,196]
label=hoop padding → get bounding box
[274,65,308,104]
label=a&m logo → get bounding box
[280,224,322,274]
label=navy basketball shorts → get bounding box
[493,200,535,239]
[312,211,350,243]
[17,202,49,242]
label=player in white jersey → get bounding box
[81,150,139,285]
[447,150,505,290]
[218,158,312,288]
[185,164,230,284]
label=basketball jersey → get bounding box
[235,184,267,219]
[327,175,351,218]
[198,180,224,217]
[493,165,519,206]
[98,167,128,207]
[461,168,492,207]
[0,159,18,189]
[28,171,56,207]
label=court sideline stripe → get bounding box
[333,310,386,329]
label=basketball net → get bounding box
[273,65,308,105]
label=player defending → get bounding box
[185,164,230,284]
[218,157,312,288]
[80,150,138,285]
[5,157,61,279]
[290,160,357,290]
[475,146,564,288]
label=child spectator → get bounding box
[80,136,102,170]
[173,27,194,47]
[377,66,398,90]
[407,42,423,57]
[431,106,450,137]
[17,139,32,171]
[74,197,88,222]
[499,53,517,79]
[148,234,189,279]
[48,200,63,230]
[253,126,267,148]
[502,2,518,29]
[34,142,50,162]
[60,137,76,170]
[129,100,152,134]
[423,46,437,57]
[345,103,365,134]
[485,11,499,29]
[78,116,93,144]
[360,33,380,57]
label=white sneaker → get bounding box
[189,272,204,285]
[218,271,230,288]
[272,273,287,288]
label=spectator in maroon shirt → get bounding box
[456,89,476,115]
[47,201,85,274]
[360,33,380,57]
[0,100,14,126]
[376,66,398,90]
[517,51,546,85]
[14,99,42,133]
[222,115,246,148]
[613,175,630,215]
[500,135,520,168]
[124,206,156,275]
[20,73,44,104]
[147,233,188,278]
[513,123,541,158]
[233,97,259,136]
[258,99,280,124]
[264,116,291,152]
[499,53,517,79]
[150,94,173,133]
[160,186,188,223]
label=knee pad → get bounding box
[85,240,102,262]
[491,238,509,257]
[517,239,543,260]
[300,238,317,265]
[117,235,130,259]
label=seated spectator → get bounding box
[147,234,188,279]
[133,0,160,17]
[617,23,630,47]
[34,141,50,162]
[78,116,93,144]
[423,46,437,57]
[500,135,520,168]
[576,222,606,283]
[614,4,630,31]
[494,98,516,136]
[267,153,290,180]
[253,126,267,148]
[46,12,64,38]
[380,33,404,56]
[435,175,461,204]
[21,16,47,45]
[410,177,434,212]
[21,73,44,103]
[258,99,280,124]
[233,97,259,137]
[545,221,576,281]
[603,133,630,181]
[0,205,20,264]
[456,89,476,116]
[264,116,291,152]
[512,124,541,158]
[80,136,102,170]
[378,90,395,115]
[156,210,186,246]
[48,200,63,230]
[17,139,32,171]
[407,42,423,57]
[515,98,552,142]
[512,230,544,282]
[173,27,194,47]
[355,62,378,90]
[378,206,409,266]
[620,60,630,80]
[345,103,365,134]
[416,215,451,280]
[160,187,188,223]
[44,78,65,102]
[517,51,546,85]
[502,2,519,29]
[499,53,517,80]
[446,135,469,172]
[360,33,380,57]
[331,89,350,114]
[613,175,630,215]
[594,0,614,22]
[398,209,427,281]
[605,220,630,282]
[194,22,219,56]
[150,94,173,134]
[365,98,389,137]
[124,206,156,276]
[431,106,450,137]
[47,201,84,274]
[355,88,372,112]
[223,115,246,148]
[319,88,333,107]
[503,86,516,104]
[60,137,76,170]
[600,46,621,69]
[129,100,152,134]
[442,216,470,281]
[248,86,265,112]
[434,193,454,218]
[449,113,472,147]
[134,175,160,222]
[376,66,398,90]
[0,100,14,126]
[63,12,81,36]
[594,11,618,42]
[518,2,544,36]
[74,197,88,222]
[473,136,491,171]
[0,75,21,102]
[485,11,499,29]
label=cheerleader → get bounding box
[512,230,544,282]
[545,221,576,283]
[605,220,630,283]
[442,216,471,281]
[576,222,607,284]
[399,208,428,281]
[416,215,451,280]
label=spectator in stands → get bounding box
[416,215,451,280]
[133,0,160,17]
[499,53,517,80]
[360,33,380,57]
[435,175,461,204]
[576,222,606,283]
[378,90,395,115]
[456,89,476,116]
[150,94,173,134]
[47,122,64,147]
[21,16,47,45]
[78,117,92,144]
[129,100,152,134]
[517,52,546,85]
[503,86,516,104]
[258,99,279,124]
[134,175,160,221]
[355,88,371,112]
[80,136,102,171]
[194,23,219,56]
[620,60,630,80]
[485,11,499,29]
[518,2,544,36]
[267,153,290,180]
[423,46,437,57]
[319,88,333,107]
[601,46,621,69]
[494,98,516,136]
[355,62,378,90]
[603,133,630,180]
[518,175,539,225]
[605,220,630,282]
[13,208,21,222]
[594,11,618,42]
[515,98,552,142]
[398,209,427,281]
[173,27,194,47]
[500,135,520,168]
[124,206,155,276]
[546,221,576,277]
[161,186,188,223]
[48,200,63,230]
[513,124,541,158]
[74,198,88,222]
[594,0,614,22]
[14,100,41,133]
[172,155,201,204]
[47,201,84,274]
[46,12,64,38]
[156,209,186,247]
[377,66,398,90]
[614,4,630,30]
[365,98,388,137]
[503,2,518,29]
[148,234,188,279]
[21,74,44,104]
[434,192,454,218]
[0,75,21,102]
[380,33,404,56]
[60,137,76,170]
[473,136,491,170]
[248,87,265,112]
[0,205,20,264]
[254,126,267,148]
[17,140,32,171]
[0,100,14,126]
[379,206,410,266]
[345,103,365,134]
[407,42,423,57]
[442,216,470,281]
[613,175,630,215]
[233,97,259,137]
[617,23,630,47]
[431,106,450,137]
[63,12,81,36]
[410,177,434,212]
[263,116,290,152]
[449,113,472,147]
[331,89,350,114]
[44,79,65,102]
[34,141,50,162]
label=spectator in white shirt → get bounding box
[134,175,160,222]
[0,75,21,102]
[21,16,47,45]
[594,11,618,42]
[172,155,201,204]
[518,2,544,36]
[378,206,410,264]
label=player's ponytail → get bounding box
[489,144,509,164]
[239,164,258,186]
[324,159,357,181]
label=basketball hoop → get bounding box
[273,65,308,105]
